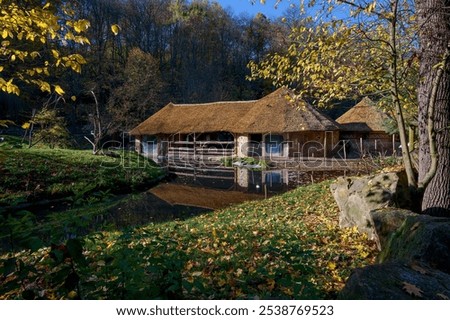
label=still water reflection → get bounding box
[1,167,349,252]
[171,166,348,194]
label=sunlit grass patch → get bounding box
[0,147,162,206]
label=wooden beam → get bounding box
[360,137,363,157]
[193,133,197,160]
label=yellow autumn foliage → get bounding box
[248,10,418,125]
[0,0,90,96]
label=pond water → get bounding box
[1,166,353,252]
[0,193,210,252]
[170,166,350,194]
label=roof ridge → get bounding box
[354,96,375,108]
[130,88,341,135]
[172,100,258,107]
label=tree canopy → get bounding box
[0,0,90,96]
[249,1,417,116]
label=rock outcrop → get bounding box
[339,261,450,300]
[332,172,450,300]
[340,212,450,300]
[378,214,450,274]
[330,172,410,249]
[369,208,417,249]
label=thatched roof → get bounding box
[130,88,340,135]
[336,97,388,132]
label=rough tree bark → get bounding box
[416,0,450,216]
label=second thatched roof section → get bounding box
[130,88,340,135]
[336,97,388,132]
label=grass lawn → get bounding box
[0,135,163,206]
[0,180,378,300]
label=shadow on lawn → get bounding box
[0,192,209,253]
[105,192,210,227]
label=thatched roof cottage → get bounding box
[337,97,388,132]
[130,88,340,163]
[336,97,397,156]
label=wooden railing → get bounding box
[168,140,235,159]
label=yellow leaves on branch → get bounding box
[51,50,60,59]
[248,21,367,106]
[0,78,20,95]
[54,85,65,96]
[0,1,90,96]
[2,29,13,39]
[66,20,91,34]
[38,81,51,94]
[111,24,120,36]
[364,1,377,14]
[248,13,418,117]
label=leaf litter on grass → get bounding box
[0,180,377,299]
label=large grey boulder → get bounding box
[370,208,417,249]
[330,172,410,249]
[339,261,450,300]
[379,214,450,274]
[340,212,450,299]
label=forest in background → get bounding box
[1,0,304,138]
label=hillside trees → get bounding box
[107,48,164,132]
[2,0,290,145]
[167,0,237,101]
[73,0,273,108]
[165,0,286,101]
[55,0,290,136]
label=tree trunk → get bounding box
[416,0,450,216]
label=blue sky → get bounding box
[216,0,296,18]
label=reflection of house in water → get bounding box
[240,169,289,193]
[176,166,290,193]
[336,97,399,158]
[130,88,341,163]
[236,168,347,193]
